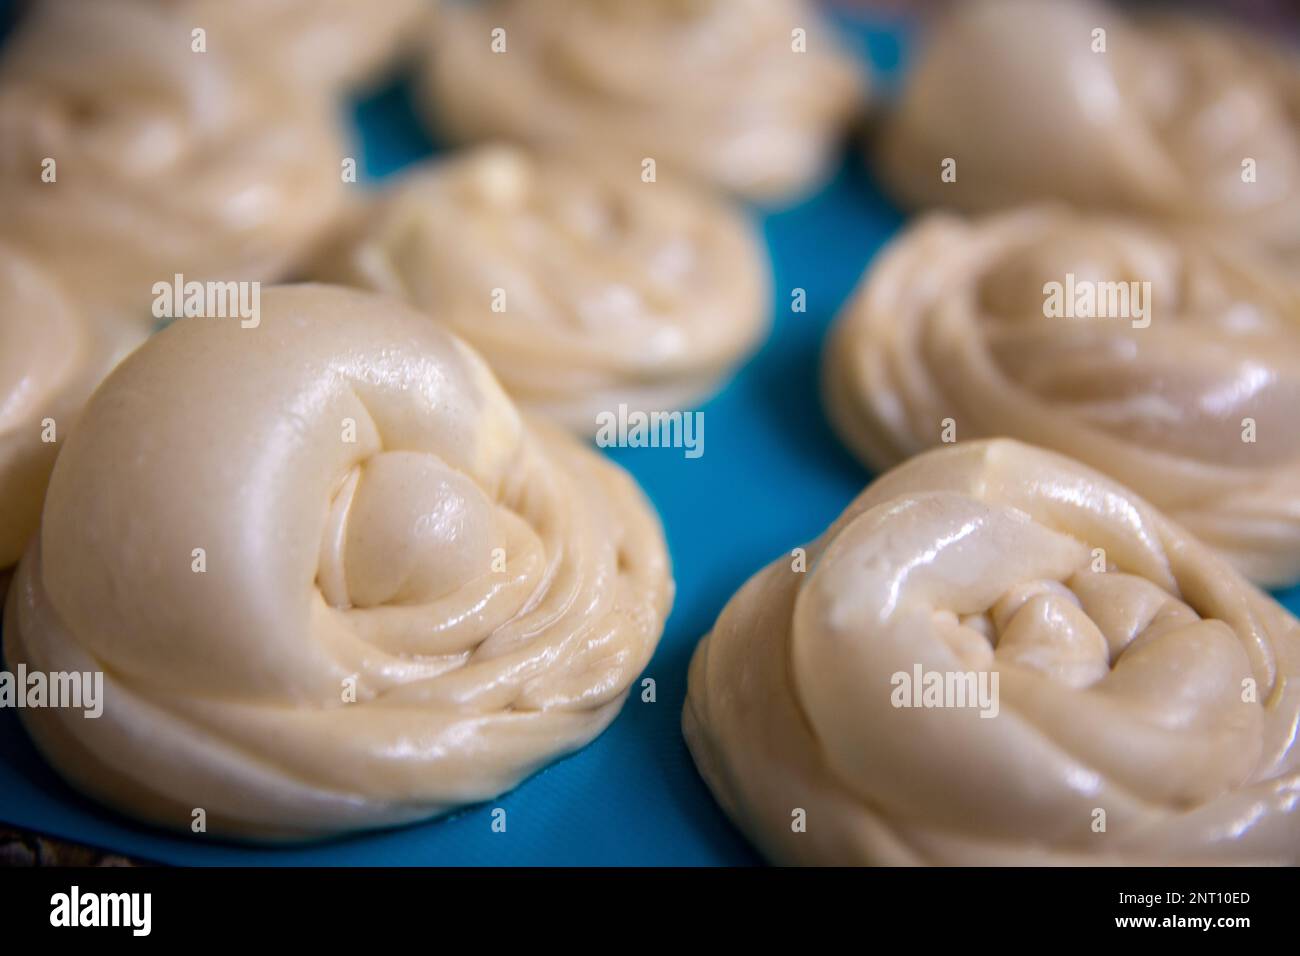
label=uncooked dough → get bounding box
[684,439,1300,865]
[309,145,770,432]
[876,0,1300,257]
[0,0,346,326]
[180,0,431,91]
[823,206,1300,587]
[423,0,865,202]
[4,285,673,840]
[0,243,141,572]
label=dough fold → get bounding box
[309,145,769,432]
[684,439,1300,865]
[423,0,866,202]
[876,0,1300,257]
[823,206,1300,587]
[3,285,673,841]
[0,0,346,326]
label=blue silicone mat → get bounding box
[2,8,1296,867]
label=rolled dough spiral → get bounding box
[0,243,141,571]
[3,285,673,840]
[877,0,1300,257]
[823,206,1300,587]
[423,0,865,202]
[684,439,1300,865]
[310,145,769,431]
[0,0,346,326]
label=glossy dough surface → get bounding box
[424,0,864,201]
[310,146,770,431]
[824,206,1300,587]
[0,0,345,325]
[877,0,1300,255]
[684,440,1300,865]
[3,285,673,840]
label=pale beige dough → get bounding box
[877,0,1300,258]
[309,145,770,432]
[0,0,347,328]
[0,244,142,572]
[422,0,866,202]
[685,439,1300,865]
[176,0,432,91]
[823,206,1300,588]
[3,285,673,841]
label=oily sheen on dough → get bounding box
[423,0,865,202]
[0,244,141,572]
[310,146,770,431]
[876,0,1300,256]
[684,439,1300,865]
[3,285,673,840]
[823,206,1300,588]
[0,0,346,325]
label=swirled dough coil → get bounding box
[3,285,673,841]
[823,206,1300,587]
[685,439,1300,865]
[309,145,770,432]
[423,0,866,202]
[0,0,346,326]
[876,0,1300,257]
